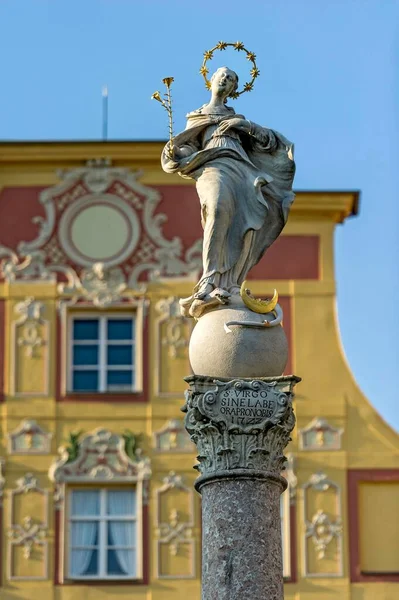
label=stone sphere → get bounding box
[189,300,288,379]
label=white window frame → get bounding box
[66,308,143,394]
[66,487,142,581]
[281,487,291,579]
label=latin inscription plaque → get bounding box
[197,379,289,427]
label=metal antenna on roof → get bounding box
[102,85,108,140]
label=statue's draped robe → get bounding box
[161,108,295,293]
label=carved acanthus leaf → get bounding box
[183,376,298,482]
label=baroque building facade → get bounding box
[0,141,397,600]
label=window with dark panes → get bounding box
[69,315,136,392]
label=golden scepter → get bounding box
[152,77,175,158]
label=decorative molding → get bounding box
[8,473,49,581]
[8,420,52,454]
[302,472,343,577]
[14,473,40,493]
[299,417,343,451]
[10,298,49,397]
[307,472,337,492]
[50,428,151,584]
[58,262,128,308]
[0,161,202,295]
[155,297,193,397]
[153,419,194,453]
[14,297,46,358]
[305,510,342,560]
[156,297,190,358]
[283,453,297,505]
[49,427,151,484]
[183,376,298,486]
[0,458,5,508]
[57,191,140,267]
[49,428,151,508]
[8,516,47,559]
[155,471,196,579]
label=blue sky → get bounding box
[0,0,398,429]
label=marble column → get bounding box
[183,375,300,600]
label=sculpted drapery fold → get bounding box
[161,67,295,318]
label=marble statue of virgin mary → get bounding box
[161,66,295,317]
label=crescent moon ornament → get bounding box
[240,281,278,314]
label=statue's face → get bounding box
[211,67,237,98]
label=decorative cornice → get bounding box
[292,191,359,223]
[0,141,167,165]
[0,142,359,224]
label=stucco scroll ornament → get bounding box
[155,42,295,320]
[58,262,127,307]
[49,428,152,508]
[306,510,342,560]
[0,160,203,288]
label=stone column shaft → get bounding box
[201,475,285,600]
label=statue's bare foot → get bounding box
[211,287,231,303]
[180,288,231,318]
[188,288,231,318]
[189,297,219,318]
[179,294,195,317]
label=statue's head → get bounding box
[210,67,239,101]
